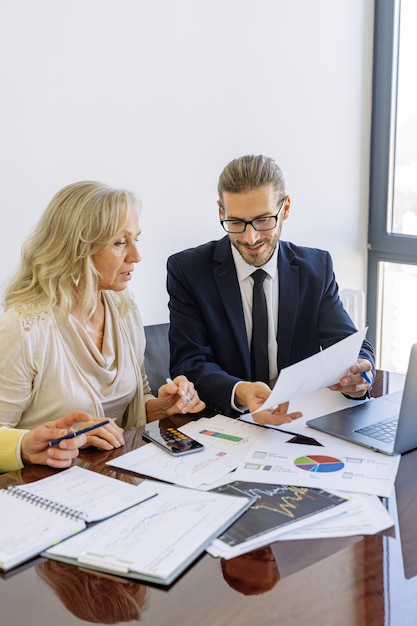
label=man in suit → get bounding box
[167,154,374,425]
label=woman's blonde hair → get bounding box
[36,560,149,623]
[4,181,141,321]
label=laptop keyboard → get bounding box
[355,417,398,444]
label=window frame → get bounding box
[367,0,417,362]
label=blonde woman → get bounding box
[0,181,204,472]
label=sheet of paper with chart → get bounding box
[274,492,394,540]
[206,481,353,559]
[43,480,253,585]
[107,414,283,488]
[233,437,400,497]
[254,328,367,413]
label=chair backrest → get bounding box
[144,322,170,395]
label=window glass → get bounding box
[392,0,417,236]
[378,261,417,372]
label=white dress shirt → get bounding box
[230,243,279,409]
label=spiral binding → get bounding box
[6,486,88,521]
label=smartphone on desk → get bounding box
[142,421,205,456]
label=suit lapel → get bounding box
[277,242,299,370]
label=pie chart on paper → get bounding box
[294,454,345,473]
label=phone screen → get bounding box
[143,423,205,456]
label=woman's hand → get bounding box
[78,418,125,450]
[21,411,91,468]
[146,376,206,421]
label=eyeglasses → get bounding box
[220,197,286,233]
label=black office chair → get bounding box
[144,322,170,395]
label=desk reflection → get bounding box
[391,448,417,581]
[220,546,280,595]
[36,560,150,624]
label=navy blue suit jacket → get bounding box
[167,237,375,417]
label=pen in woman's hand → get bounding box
[49,419,110,447]
[166,378,191,404]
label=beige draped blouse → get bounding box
[0,291,153,436]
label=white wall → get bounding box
[0,0,374,325]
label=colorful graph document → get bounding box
[107,414,275,488]
[44,480,253,585]
[233,438,400,497]
[207,481,351,559]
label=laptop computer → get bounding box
[306,344,417,456]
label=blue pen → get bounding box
[356,361,372,385]
[360,370,372,385]
[49,419,110,447]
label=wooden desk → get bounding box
[2,372,417,626]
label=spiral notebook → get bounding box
[0,466,157,572]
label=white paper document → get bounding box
[241,387,367,440]
[241,388,364,435]
[233,438,400,497]
[255,328,367,412]
[275,492,394,540]
[278,388,366,432]
[106,414,277,488]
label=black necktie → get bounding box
[250,269,269,383]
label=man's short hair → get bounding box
[218,154,286,203]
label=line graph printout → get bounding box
[207,481,349,558]
[274,492,394,541]
[44,480,252,585]
[233,440,400,497]
[107,440,230,488]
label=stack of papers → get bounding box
[107,415,397,557]
[105,330,399,559]
[207,481,349,558]
[207,483,393,559]
[4,330,400,581]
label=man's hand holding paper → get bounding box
[250,329,371,425]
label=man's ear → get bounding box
[282,195,291,220]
